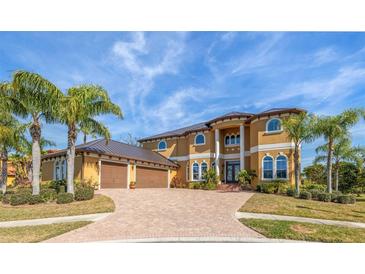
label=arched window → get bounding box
[201,162,208,176]
[225,136,230,145]
[158,140,167,151]
[263,156,273,179]
[276,155,287,179]
[55,161,61,180]
[230,135,235,145]
[266,118,282,132]
[236,134,240,145]
[192,162,199,181]
[61,160,67,180]
[195,133,205,145]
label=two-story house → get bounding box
[139,108,305,187]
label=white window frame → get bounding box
[194,133,206,146]
[266,118,283,133]
[275,154,289,180]
[157,140,167,151]
[261,154,274,180]
[201,161,208,178]
[224,134,240,147]
[192,161,200,181]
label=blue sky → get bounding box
[1,32,365,167]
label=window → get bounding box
[225,136,230,145]
[276,155,287,179]
[230,135,235,145]
[55,160,67,180]
[236,134,240,145]
[192,163,199,181]
[158,140,167,151]
[201,162,208,176]
[263,156,273,179]
[195,133,205,145]
[55,161,61,180]
[266,118,282,132]
[61,160,66,180]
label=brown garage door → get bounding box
[101,162,128,188]
[136,166,168,188]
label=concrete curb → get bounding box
[235,212,365,229]
[90,236,308,243]
[0,213,112,228]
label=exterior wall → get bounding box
[41,160,54,181]
[83,156,99,183]
[41,156,82,182]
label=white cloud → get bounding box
[312,47,338,66]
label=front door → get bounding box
[225,161,240,183]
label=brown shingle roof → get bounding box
[42,139,178,168]
[139,108,306,142]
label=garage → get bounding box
[136,166,168,188]
[100,161,128,188]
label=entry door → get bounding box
[226,161,240,183]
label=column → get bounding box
[127,161,130,189]
[215,128,220,181]
[240,124,245,171]
[98,160,101,190]
[167,169,171,188]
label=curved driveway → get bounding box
[45,189,263,242]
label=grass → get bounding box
[240,218,365,243]
[0,221,91,243]
[0,194,115,222]
[239,193,365,223]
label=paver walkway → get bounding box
[0,213,111,228]
[235,212,365,229]
[45,189,264,242]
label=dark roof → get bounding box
[139,108,306,142]
[138,122,209,142]
[42,139,178,168]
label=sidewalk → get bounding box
[235,212,365,229]
[0,213,112,228]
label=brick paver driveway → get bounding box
[46,189,263,242]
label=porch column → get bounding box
[167,169,171,189]
[215,129,220,181]
[240,124,245,171]
[127,161,130,189]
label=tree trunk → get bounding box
[30,119,41,195]
[294,144,300,196]
[0,150,8,194]
[83,132,87,144]
[327,139,333,193]
[66,124,77,194]
[334,165,339,192]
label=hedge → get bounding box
[75,187,94,201]
[56,193,74,204]
[299,191,312,200]
[337,195,356,204]
[318,192,331,202]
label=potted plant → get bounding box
[129,181,136,190]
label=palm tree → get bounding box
[314,109,363,193]
[11,71,63,195]
[314,137,365,191]
[58,85,123,194]
[0,111,26,193]
[282,112,316,195]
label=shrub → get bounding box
[15,187,32,195]
[330,191,342,202]
[10,193,31,206]
[302,183,326,192]
[171,177,188,188]
[28,195,44,205]
[40,188,58,202]
[256,183,263,192]
[2,194,11,204]
[75,186,94,201]
[74,178,98,189]
[299,191,312,200]
[188,182,202,189]
[337,195,356,204]
[318,192,331,202]
[278,183,290,195]
[286,188,295,197]
[56,193,74,204]
[261,183,278,194]
[0,193,3,202]
[202,169,219,186]
[308,189,321,200]
[49,179,67,193]
[203,182,217,190]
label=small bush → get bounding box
[0,193,3,202]
[56,193,74,204]
[203,182,217,190]
[337,195,356,204]
[188,182,202,189]
[2,194,11,204]
[40,188,58,202]
[286,188,295,197]
[10,193,31,206]
[256,183,263,192]
[75,186,94,201]
[299,191,312,200]
[302,183,326,192]
[49,179,67,193]
[308,189,321,200]
[277,183,290,195]
[28,195,44,205]
[261,183,278,194]
[318,192,331,202]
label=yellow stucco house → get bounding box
[139,108,304,187]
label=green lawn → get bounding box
[0,194,115,222]
[240,193,365,223]
[240,218,365,243]
[0,221,91,243]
